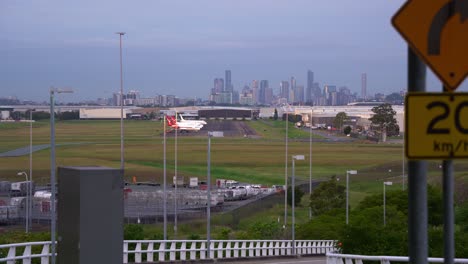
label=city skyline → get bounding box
[2,0,467,102]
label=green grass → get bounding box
[2,118,467,239]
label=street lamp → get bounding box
[17,172,29,233]
[207,131,223,258]
[282,104,292,229]
[50,87,73,264]
[291,155,304,255]
[309,109,313,220]
[174,111,178,238]
[28,109,35,232]
[384,181,393,226]
[115,32,125,171]
[346,170,358,225]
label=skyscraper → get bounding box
[280,81,289,101]
[259,80,269,105]
[306,70,314,103]
[361,73,367,100]
[251,80,259,104]
[225,70,232,92]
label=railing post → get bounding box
[200,242,206,259]
[255,241,261,256]
[147,242,154,262]
[268,241,274,256]
[217,241,224,259]
[248,241,254,257]
[180,242,186,261]
[7,246,16,264]
[240,241,246,257]
[41,244,50,264]
[23,245,32,264]
[274,241,280,256]
[158,242,165,261]
[135,242,142,263]
[226,241,232,258]
[170,242,176,261]
[209,241,215,259]
[280,241,286,256]
[190,242,197,260]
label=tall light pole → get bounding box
[283,106,290,229]
[163,113,167,240]
[116,32,125,171]
[384,181,393,226]
[207,131,223,258]
[346,170,357,225]
[17,172,29,233]
[174,111,178,238]
[402,141,406,190]
[309,109,313,220]
[50,87,73,264]
[291,155,304,255]
[29,108,35,231]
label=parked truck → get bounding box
[11,181,35,197]
[189,177,199,188]
[173,176,186,188]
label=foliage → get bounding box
[124,224,145,240]
[369,103,398,142]
[273,108,278,120]
[246,220,282,239]
[296,209,345,240]
[333,112,348,132]
[287,186,304,207]
[385,93,404,104]
[343,126,352,135]
[215,227,231,239]
[32,111,51,120]
[309,176,346,216]
[57,111,79,120]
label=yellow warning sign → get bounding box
[392,0,468,91]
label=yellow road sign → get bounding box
[392,0,468,91]
[406,93,468,159]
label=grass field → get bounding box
[2,118,468,239]
[1,119,467,195]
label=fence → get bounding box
[0,239,335,263]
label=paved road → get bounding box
[219,256,326,264]
[0,142,89,157]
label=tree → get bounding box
[309,176,346,216]
[287,186,304,207]
[385,93,403,104]
[343,126,352,135]
[369,103,397,142]
[273,108,278,120]
[333,112,348,134]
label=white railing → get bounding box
[327,253,468,264]
[0,239,336,263]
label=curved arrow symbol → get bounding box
[428,0,468,55]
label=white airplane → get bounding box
[166,116,203,132]
[177,113,207,125]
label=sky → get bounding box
[1,0,467,102]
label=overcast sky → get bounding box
[1,0,466,102]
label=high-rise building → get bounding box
[280,81,289,101]
[251,80,259,104]
[294,85,304,103]
[225,70,232,92]
[259,80,269,105]
[214,78,224,94]
[361,73,367,100]
[306,70,314,103]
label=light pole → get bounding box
[283,105,291,229]
[163,113,167,240]
[346,170,357,225]
[291,155,304,255]
[50,87,73,264]
[116,32,125,171]
[207,131,223,258]
[383,181,393,226]
[28,108,35,231]
[309,109,313,220]
[17,172,29,233]
[174,111,178,238]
